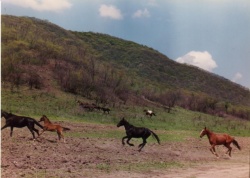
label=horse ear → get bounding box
[204,127,207,130]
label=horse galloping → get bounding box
[117,118,160,151]
[38,115,70,142]
[200,127,241,157]
[143,109,156,118]
[1,110,43,140]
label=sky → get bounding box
[1,0,250,89]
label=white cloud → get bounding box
[147,0,158,6]
[99,4,123,20]
[3,0,72,12]
[176,51,217,72]
[133,8,151,18]
[232,72,243,82]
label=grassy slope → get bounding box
[2,15,250,106]
[1,15,250,139]
[2,85,250,138]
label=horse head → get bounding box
[199,127,207,138]
[1,110,14,120]
[117,117,126,127]
[39,115,47,122]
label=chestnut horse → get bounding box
[200,127,241,157]
[38,115,70,142]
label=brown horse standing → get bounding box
[38,115,70,142]
[200,127,241,157]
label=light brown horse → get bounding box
[38,115,70,142]
[200,127,241,157]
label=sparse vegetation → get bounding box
[2,15,250,178]
[2,15,250,121]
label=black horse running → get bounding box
[1,110,43,140]
[117,118,160,151]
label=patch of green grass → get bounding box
[2,86,250,138]
[119,161,184,172]
[96,163,111,173]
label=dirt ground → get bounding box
[1,121,250,178]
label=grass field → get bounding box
[1,86,250,138]
[1,87,250,178]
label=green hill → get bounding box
[1,15,250,119]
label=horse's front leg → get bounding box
[122,136,128,145]
[10,127,14,137]
[210,145,219,158]
[126,137,134,146]
[37,129,45,138]
[1,124,9,130]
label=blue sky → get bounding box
[1,0,250,89]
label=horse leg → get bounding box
[33,127,40,137]
[138,138,147,152]
[57,131,61,141]
[1,124,9,130]
[122,136,128,145]
[224,144,232,157]
[10,127,14,137]
[210,145,219,158]
[30,123,40,137]
[38,129,45,137]
[27,126,36,140]
[126,137,134,146]
[59,132,65,143]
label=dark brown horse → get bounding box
[200,127,241,157]
[117,118,160,151]
[1,110,43,140]
[38,115,70,142]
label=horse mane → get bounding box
[1,111,15,119]
[42,115,52,124]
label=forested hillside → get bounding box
[1,15,250,119]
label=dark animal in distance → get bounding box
[38,115,70,142]
[117,118,160,151]
[77,100,99,111]
[101,107,111,114]
[200,127,241,157]
[77,100,110,114]
[1,110,43,140]
[143,109,156,117]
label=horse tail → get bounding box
[34,120,44,129]
[232,139,241,150]
[149,130,160,144]
[63,127,70,131]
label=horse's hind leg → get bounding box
[27,126,36,140]
[57,129,65,142]
[224,144,232,157]
[138,138,147,152]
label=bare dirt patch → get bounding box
[1,121,250,178]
